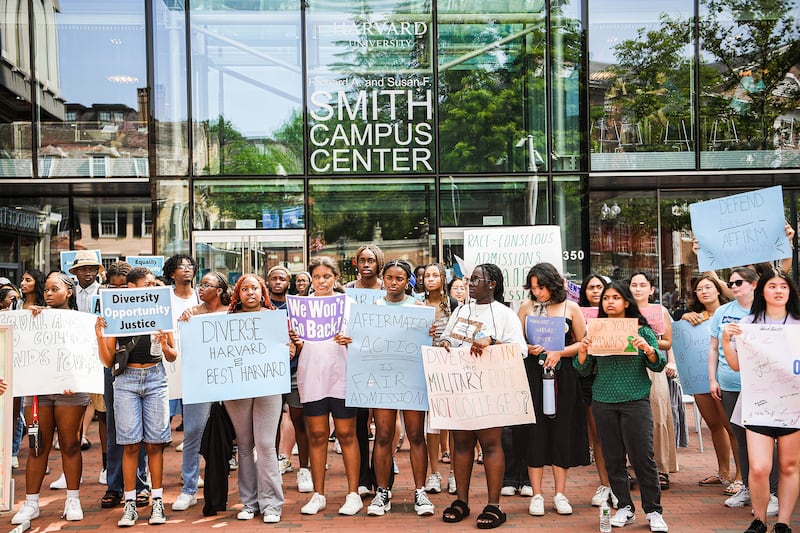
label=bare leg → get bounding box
[54,404,87,490]
[23,403,55,494]
[402,411,428,488]
[333,417,360,493]
[695,393,736,481]
[371,408,397,488]
[289,406,309,468]
[476,427,504,504]
[304,414,330,494]
[453,430,477,504]
[775,431,800,525]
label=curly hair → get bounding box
[424,263,451,317]
[523,262,566,303]
[228,273,272,312]
[163,254,198,284]
[45,271,78,310]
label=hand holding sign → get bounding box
[586,318,639,355]
[286,294,346,342]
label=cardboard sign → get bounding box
[587,318,640,355]
[671,320,711,395]
[525,315,566,352]
[422,344,535,430]
[100,286,174,336]
[127,256,165,277]
[286,294,346,342]
[346,304,434,410]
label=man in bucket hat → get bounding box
[68,250,104,314]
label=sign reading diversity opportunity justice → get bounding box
[286,294,346,342]
[422,344,535,430]
[346,303,434,411]
[100,286,174,336]
[178,311,291,404]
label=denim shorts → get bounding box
[113,362,171,445]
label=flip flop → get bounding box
[477,504,506,529]
[699,474,723,486]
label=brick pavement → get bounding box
[4,409,798,532]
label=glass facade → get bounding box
[0,0,798,295]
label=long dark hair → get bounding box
[22,268,45,306]
[578,273,609,307]
[686,275,729,313]
[628,271,657,303]
[476,263,505,304]
[750,269,800,321]
[598,281,650,328]
[523,262,566,303]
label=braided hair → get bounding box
[477,263,505,303]
[46,271,78,310]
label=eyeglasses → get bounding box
[468,277,489,285]
[695,286,716,293]
[727,279,746,288]
[177,264,195,271]
[198,283,219,289]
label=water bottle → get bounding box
[542,367,556,416]
[599,501,612,532]
[599,501,611,532]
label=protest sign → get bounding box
[344,287,385,305]
[525,316,566,352]
[566,280,581,303]
[671,320,711,394]
[91,295,101,316]
[0,325,11,511]
[640,305,666,336]
[346,304,434,410]
[463,226,563,304]
[165,357,182,400]
[178,310,290,404]
[587,318,639,355]
[60,249,101,275]
[0,310,104,396]
[100,286,174,336]
[422,344,535,430]
[581,307,599,323]
[286,294,346,342]
[127,256,164,277]
[736,324,800,428]
[690,186,790,271]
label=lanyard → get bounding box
[32,395,38,424]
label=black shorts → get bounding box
[745,425,799,438]
[302,397,357,419]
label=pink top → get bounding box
[296,338,348,403]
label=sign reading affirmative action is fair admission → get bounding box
[690,186,790,272]
[178,311,291,404]
[286,294,346,342]
[422,344,534,431]
[0,310,104,396]
[100,286,174,337]
[346,303,434,411]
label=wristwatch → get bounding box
[489,336,497,345]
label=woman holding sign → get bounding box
[721,269,800,533]
[12,272,90,526]
[518,263,588,517]
[575,281,668,532]
[439,263,526,530]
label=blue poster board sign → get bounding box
[127,256,165,277]
[286,294,346,342]
[344,287,385,305]
[672,320,711,395]
[525,315,566,352]
[100,286,174,336]
[60,249,102,275]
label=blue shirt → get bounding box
[709,300,750,391]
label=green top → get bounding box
[574,326,665,404]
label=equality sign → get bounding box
[463,226,563,305]
[671,320,711,395]
[127,256,164,277]
[178,310,291,404]
[736,324,800,428]
[690,186,790,271]
[0,310,104,396]
[525,316,566,352]
[422,344,535,430]
[586,318,639,355]
[286,294,346,342]
[60,249,102,275]
[346,304,434,410]
[344,287,385,305]
[100,286,173,336]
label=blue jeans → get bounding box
[114,363,170,445]
[105,367,149,493]
[12,402,23,456]
[180,401,211,495]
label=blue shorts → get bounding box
[303,397,356,419]
[113,362,171,445]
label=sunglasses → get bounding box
[726,279,746,289]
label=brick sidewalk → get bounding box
[4,408,798,532]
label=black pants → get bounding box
[502,425,530,488]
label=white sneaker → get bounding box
[263,513,280,523]
[297,468,313,493]
[766,493,779,517]
[99,468,107,485]
[278,454,292,475]
[149,497,167,525]
[610,506,635,527]
[447,471,457,494]
[367,488,391,516]
[500,485,516,496]
[529,493,545,516]
[176,441,184,452]
[62,497,84,521]
[339,491,363,515]
[172,492,197,511]
[50,473,67,489]
[414,488,435,516]
[197,476,204,488]
[11,501,39,524]
[554,493,572,515]
[592,485,611,507]
[237,506,257,520]
[425,472,442,493]
[646,511,668,532]
[357,485,371,496]
[301,493,326,515]
[725,486,751,508]
[117,500,138,527]
[334,438,342,454]
[520,485,533,497]
[11,456,19,469]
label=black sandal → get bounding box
[101,490,122,508]
[442,499,470,523]
[659,472,670,490]
[136,489,151,508]
[476,504,506,529]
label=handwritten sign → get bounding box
[0,310,104,395]
[0,326,11,511]
[587,318,639,355]
[690,186,790,271]
[286,294,346,342]
[178,311,291,404]
[100,286,174,336]
[640,305,666,336]
[344,287,386,305]
[127,256,164,277]
[671,320,711,395]
[566,280,581,303]
[464,226,563,305]
[581,307,599,323]
[60,249,102,275]
[525,316,566,352]
[422,344,535,430]
[346,304,434,410]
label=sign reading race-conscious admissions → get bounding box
[178,311,290,404]
[100,286,174,336]
[346,303,434,411]
[286,294,346,342]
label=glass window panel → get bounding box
[306,1,433,175]
[554,175,585,281]
[72,196,153,259]
[589,1,695,171]
[35,0,148,178]
[308,177,435,282]
[699,0,800,169]
[0,0,33,177]
[155,179,190,256]
[191,1,304,176]
[0,197,67,273]
[439,176,546,226]
[193,179,304,230]
[551,1,585,172]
